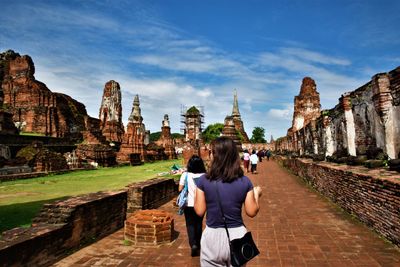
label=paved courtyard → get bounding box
[53,160,400,267]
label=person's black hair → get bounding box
[187,155,206,174]
[252,150,256,154]
[207,136,244,182]
[244,149,249,153]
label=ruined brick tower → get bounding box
[182,106,204,143]
[1,50,88,140]
[155,114,176,159]
[117,95,146,162]
[222,115,242,151]
[99,80,124,143]
[231,90,250,143]
[291,77,321,132]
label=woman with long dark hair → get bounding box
[178,155,207,257]
[195,137,262,266]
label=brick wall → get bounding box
[276,156,400,247]
[126,178,178,217]
[0,178,177,266]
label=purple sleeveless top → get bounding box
[197,174,253,228]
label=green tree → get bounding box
[171,133,184,139]
[250,127,266,143]
[202,123,224,143]
[149,132,161,142]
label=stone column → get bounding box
[323,115,335,157]
[341,93,356,156]
[310,119,318,154]
[372,73,395,159]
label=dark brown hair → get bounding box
[206,136,244,182]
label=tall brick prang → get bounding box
[99,80,124,143]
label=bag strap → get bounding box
[183,172,188,190]
[214,181,232,243]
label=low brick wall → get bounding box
[0,191,127,267]
[126,178,178,217]
[0,177,177,267]
[276,156,400,247]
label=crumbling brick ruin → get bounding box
[99,80,124,144]
[276,67,400,160]
[155,114,176,160]
[117,95,147,163]
[0,50,89,141]
[231,90,250,143]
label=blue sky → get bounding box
[1,0,399,138]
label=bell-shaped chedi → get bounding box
[0,50,87,140]
[231,90,250,143]
[117,94,147,163]
[99,80,124,143]
[155,114,176,160]
[290,77,321,132]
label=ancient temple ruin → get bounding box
[1,50,88,140]
[117,95,146,163]
[276,67,400,160]
[231,90,250,143]
[222,115,242,151]
[181,106,204,143]
[99,80,124,144]
[155,114,176,160]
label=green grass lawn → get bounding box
[0,159,183,233]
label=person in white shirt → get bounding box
[179,155,206,257]
[250,150,259,174]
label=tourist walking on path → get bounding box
[266,149,272,161]
[242,149,250,173]
[178,155,206,257]
[195,137,262,267]
[250,150,259,174]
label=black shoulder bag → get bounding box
[214,181,260,266]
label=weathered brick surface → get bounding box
[124,209,174,246]
[0,190,127,267]
[277,156,400,247]
[126,178,177,217]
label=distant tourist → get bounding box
[257,149,264,162]
[195,137,262,266]
[178,155,206,257]
[243,149,250,173]
[266,149,272,161]
[250,150,259,174]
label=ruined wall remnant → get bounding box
[99,80,124,143]
[276,67,400,159]
[117,94,146,162]
[0,50,90,140]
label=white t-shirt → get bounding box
[179,172,204,207]
[250,154,258,164]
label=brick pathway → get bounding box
[53,160,400,267]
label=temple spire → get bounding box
[232,89,241,118]
[129,94,142,123]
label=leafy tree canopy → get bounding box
[171,133,184,139]
[150,132,161,142]
[250,127,266,143]
[202,123,224,143]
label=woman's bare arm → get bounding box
[194,188,206,216]
[244,186,262,217]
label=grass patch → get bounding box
[0,159,182,233]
